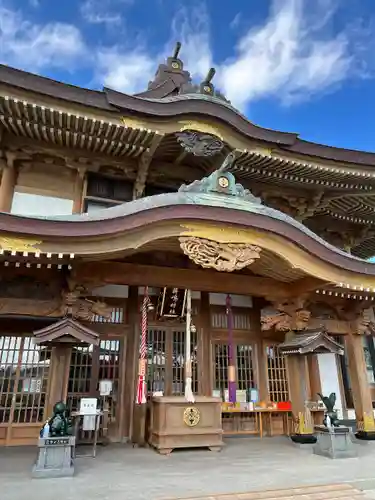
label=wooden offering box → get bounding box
[149,396,223,455]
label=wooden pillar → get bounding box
[72,169,85,214]
[123,286,140,441]
[307,355,321,399]
[345,334,374,428]
[286,356,308,418]
[199,292,212,396]
[45,345,72,417]
[0,165,17,212]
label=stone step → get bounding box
[174,483,366,500]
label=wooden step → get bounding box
[172,483,366,500]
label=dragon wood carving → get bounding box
[62,280,113,321]
[179,236,261,272]
[261,300,311,332]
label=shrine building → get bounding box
[2,44,375,449]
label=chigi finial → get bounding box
[200,67,216,94]
[173,41,182,59]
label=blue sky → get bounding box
[1,0,375,151]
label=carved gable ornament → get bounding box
[178,151,262,203]
[179,236,261,272]
[33,317,100,346]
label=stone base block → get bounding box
[313,425,357,459]
[32,436,75,478]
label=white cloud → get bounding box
[0,0,373,113]
[216,0,354,109]
[96,4,213,94]
[97,0,362,110]
[0,5,86,71]
[80,0,133,26]
[169,5,212,80]
[97,48,156,94]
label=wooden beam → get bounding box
[74,261,290,297]
[289,277,327,296]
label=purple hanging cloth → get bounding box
[226,294,236,403]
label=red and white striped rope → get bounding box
[136,286,149,404]
[140,287,148,359]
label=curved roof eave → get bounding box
[2,64,375,166]
[2,189,375,279]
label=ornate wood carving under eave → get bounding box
[0,276,114,321]
[176,130,224,157]
[179,235,261,272]
[260,190,326,221]
[33,317,100,346]
[133,133,164,199]
[261,299,311,332]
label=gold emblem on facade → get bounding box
[218,176,229,188]
[0,237,41,253]
[183,407,201,427]
[179,236,261,272]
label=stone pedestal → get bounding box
[32,436,75,478]
[149,396,223,455]
[313,425,357,459]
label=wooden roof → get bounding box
[2,158,375,296]
[33,316,100,345]
[278,328,344,355]
[2,45,375,257]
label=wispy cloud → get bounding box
[97,48,156,94]
[96,0,372,110]
[80,0,133,26]
[0,4,86,70]
[217,0,354,109]
[0,0,373,112]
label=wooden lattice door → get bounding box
[0,336,51,446]
[66,338,122,443]
[146,326,198,396]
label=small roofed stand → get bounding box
[278,327,344,444]
[2,42,375,450]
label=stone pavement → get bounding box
[171,484,366,499]
[2,437,375,500]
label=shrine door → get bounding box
[66,338,123,443]
[0,335,51,446]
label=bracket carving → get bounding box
[261,298,311,332]
[179,236,261,272]
[133,134,163,199]
[62,280,113,321]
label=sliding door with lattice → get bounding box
[265,344,289,402]
[146,326,198,396]
[212,343,256,397]
[0,336,51,446]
